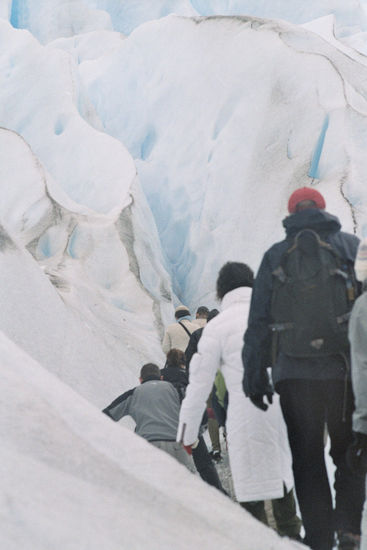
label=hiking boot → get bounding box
[338,532,361,550]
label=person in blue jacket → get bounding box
[242,187,364,550]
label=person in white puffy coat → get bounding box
[177,262,301,539]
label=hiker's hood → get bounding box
[282,209,341,239]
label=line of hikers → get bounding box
[104,187,367,550]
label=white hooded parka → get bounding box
[177,286,294,502]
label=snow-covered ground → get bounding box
[1,1,367,548]
[1,331,305,550]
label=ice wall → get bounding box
[76,15,367,307]
[9,0,113,43]
[0,103,174,405]
[6,0,367,42]
[1,6,367,367]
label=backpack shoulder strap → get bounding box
[178,321,192,337]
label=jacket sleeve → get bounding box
[242,252,273,396]
[177,325,221,445]
[102,388,134,421]
[162,329,171,355]
[350,295,367,435]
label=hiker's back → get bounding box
[161,365,188,402]
[242,190,364,550]
[162,319,198,353]
[131,380,181,441]
[270,229,358,358]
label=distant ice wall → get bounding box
[5,0,367,42]
[2,6,367,334]
[76,15,367,307]
[9,0,112,43]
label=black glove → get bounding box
[346,432,367,476]
[250,392,273,411]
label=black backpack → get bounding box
[160,366,188,402]
[270,229,357,358]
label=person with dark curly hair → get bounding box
[177,261,301,540]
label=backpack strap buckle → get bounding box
[269,322,294,332]
[336,312,351,324]
[272,266,287,283]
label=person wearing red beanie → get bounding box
[242,187,363,550]
[288,187,326,214]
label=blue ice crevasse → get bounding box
[10,0,26,29]
[308,114,329,180]
[38,233,53,259]
[67,227,79,258]
[140,127,156,160]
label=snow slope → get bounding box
[0,331,305,550]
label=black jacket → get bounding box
[242,209,359,396]
[160,365,188,401]
[185,327,203,372]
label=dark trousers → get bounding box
[277,379,365,550]
[192,436,225,494]
[212,389,227,427]
[207,393,221,453]
[241,487,302,538]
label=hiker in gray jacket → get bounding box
[103,363,195,471]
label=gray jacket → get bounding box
[349,292,367,435]
[103,377,181,441]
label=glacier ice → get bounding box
[0,124,174,404]
[2,3,367,548]
[6,0,367,41]
[76,15,367,306]
[1,7,367,364]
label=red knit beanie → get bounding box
[288,187,326,214]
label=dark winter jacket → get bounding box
[242,209,359,396]
[160,365,188,402]
[185,327,203,371]
[103,377,181,442]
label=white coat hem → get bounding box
[235,479,294,502]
